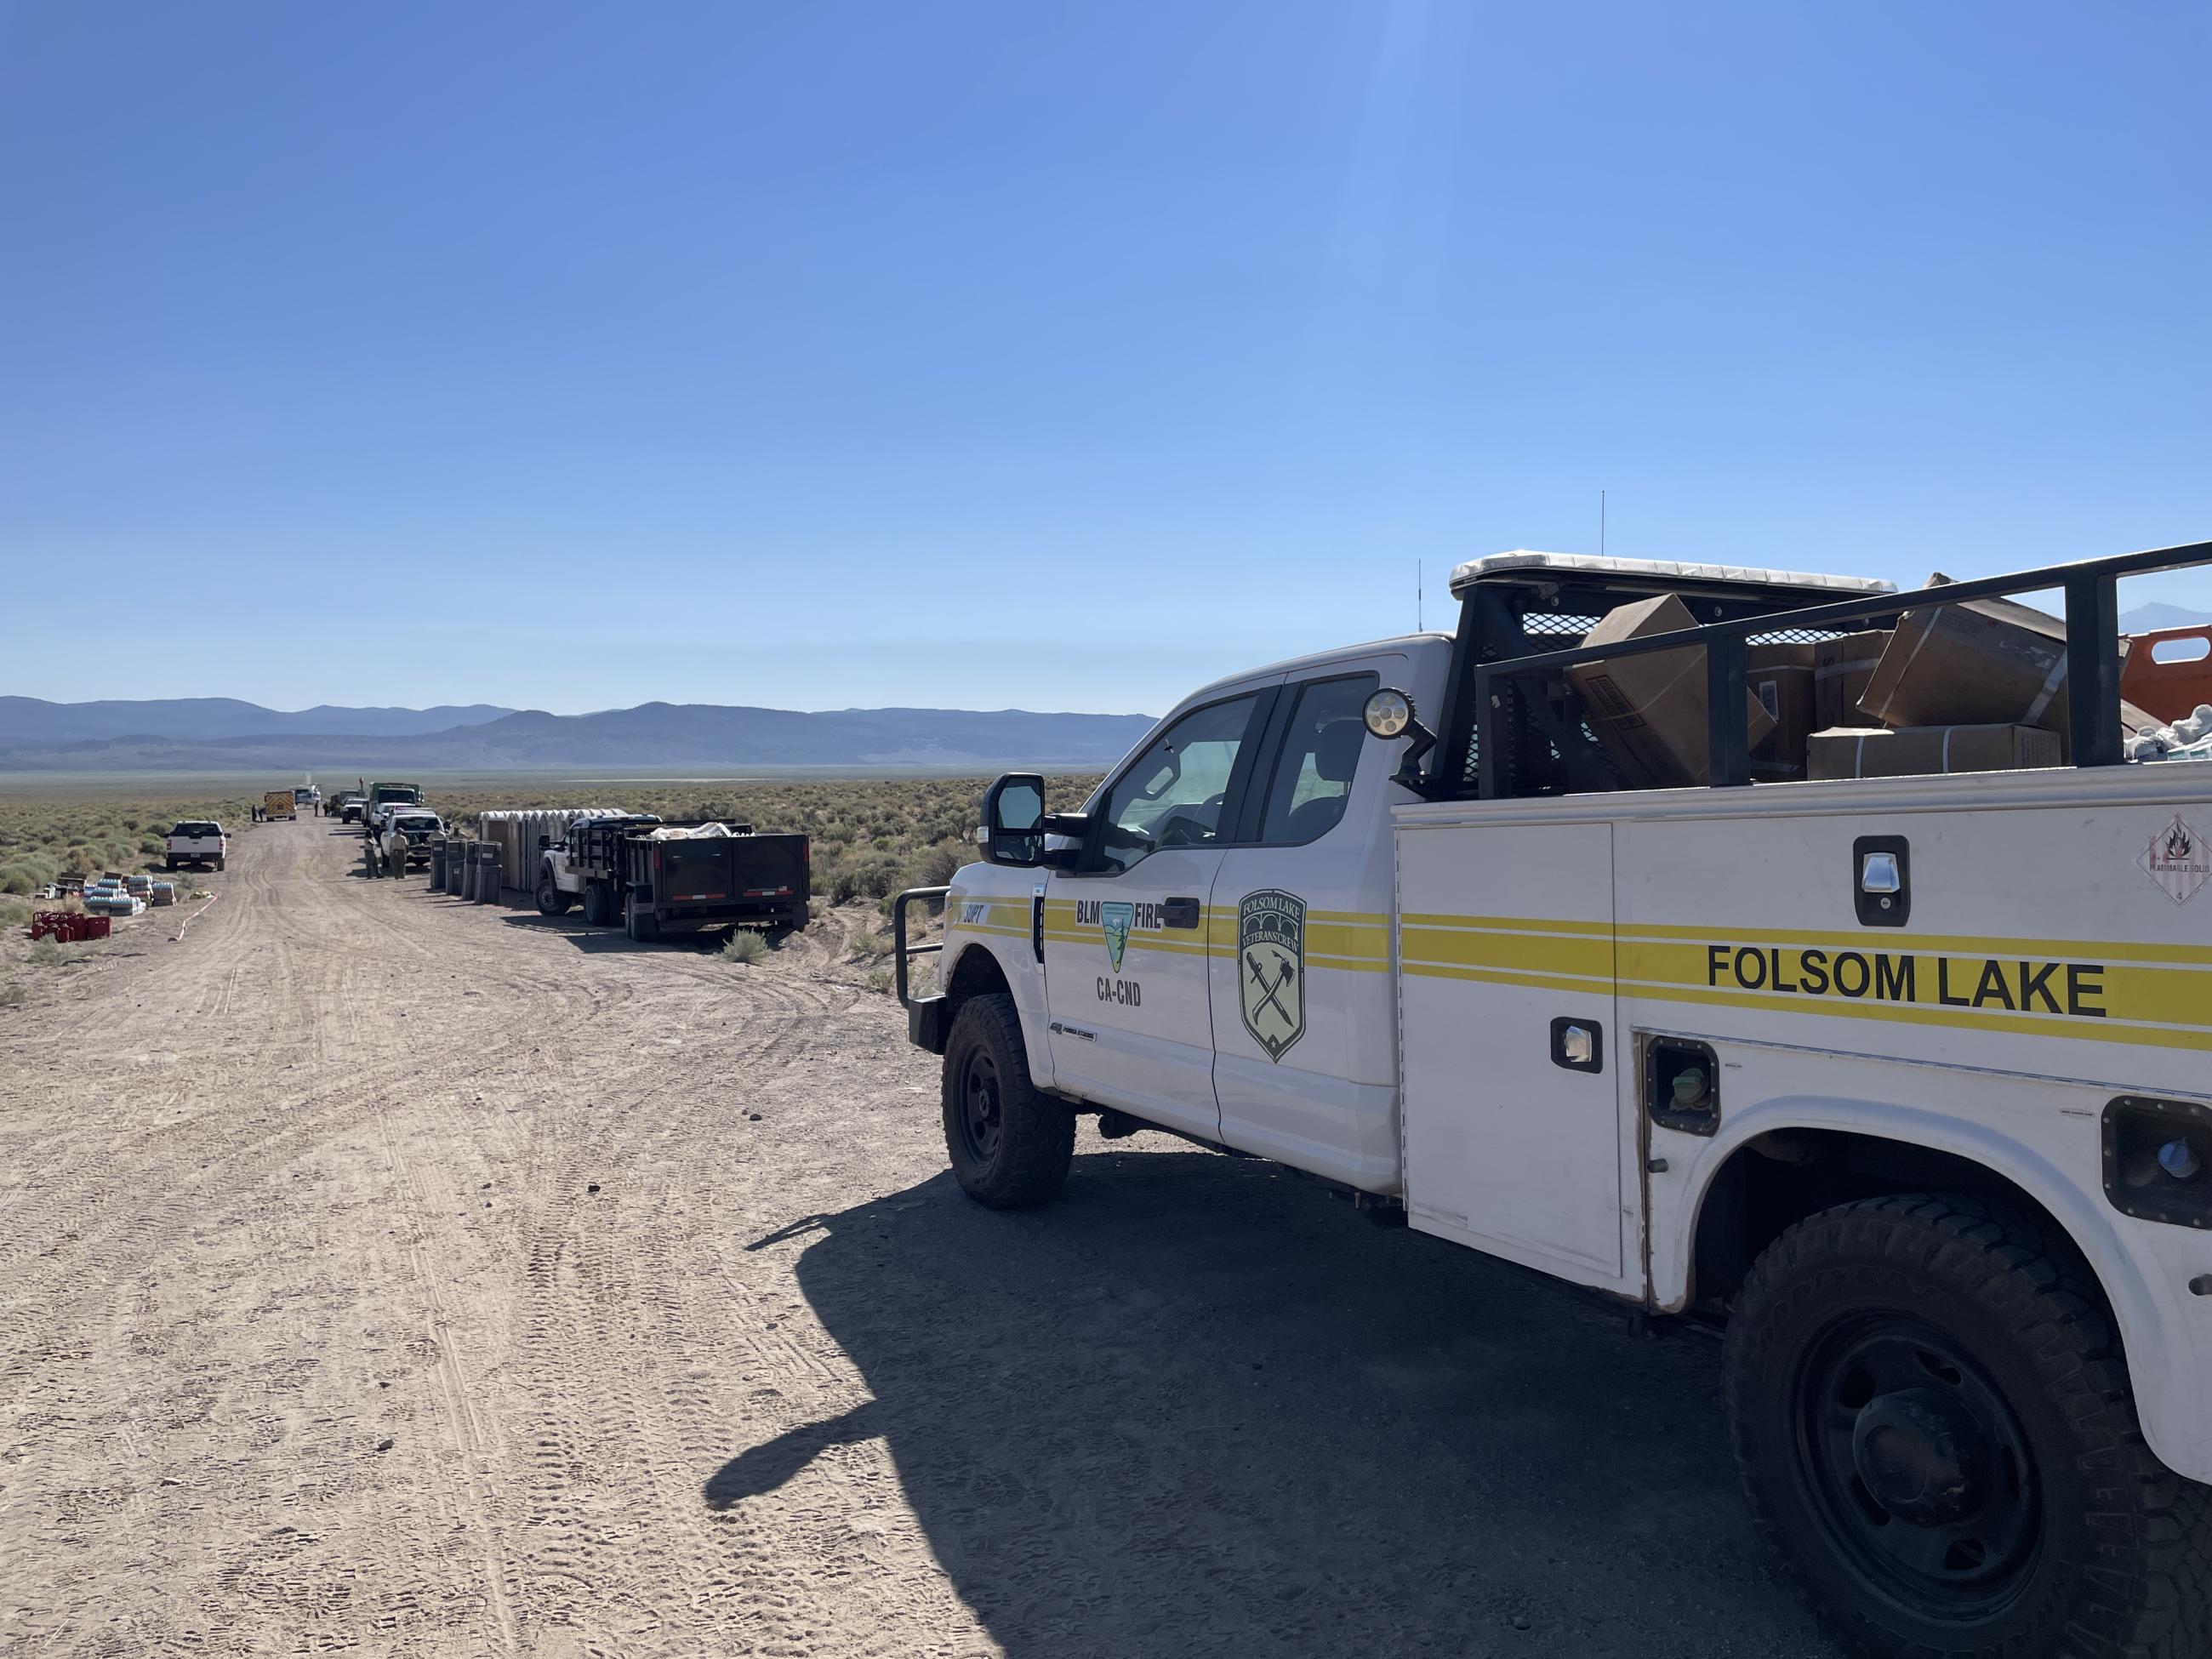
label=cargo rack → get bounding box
[1428,538,2212,801]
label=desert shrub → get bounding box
[851,929,892,958]
[864,966,893,994]
[29,938,66,966]
[721,929,771,965]
[0,898,31,928]
[0,864,43,895]
[905,839,966,888]
[0,980,23,1007]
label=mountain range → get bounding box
[2119,601,2212,636]
[0,698,1160,772]
[0,697,516,744]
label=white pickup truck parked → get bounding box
[163,820,227,870]
[896,544,2212,1659]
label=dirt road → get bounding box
[0,818,1837,1657]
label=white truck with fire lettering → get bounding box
[896,546,2212,1659]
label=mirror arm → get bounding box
[1040,812,1089,837]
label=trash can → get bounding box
[448,840,470,896]
[429,837,448,889]
[475,843,502,904]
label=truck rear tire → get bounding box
[165,857,176,871]
[624,892,660,943]
[941,994,1073,1209]
[535,868,573,916]
[215,856,225,871]
[1725,1193,2209,1659]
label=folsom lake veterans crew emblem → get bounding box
[1239,889,1306,1061]
[1100,901,1134,972]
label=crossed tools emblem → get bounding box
[1246,952,1297,1024]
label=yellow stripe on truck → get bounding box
[1400,915,2212,1054]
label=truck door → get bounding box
[1041,685,1277,1141]
[1395,820,1636,1296]
[1207,663,1402,1192]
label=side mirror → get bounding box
[978,772,1047,867]
[537,835,550,850]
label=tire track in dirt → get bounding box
[7,818,1002,1658]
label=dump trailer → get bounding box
[896,539,2212,1659]
[544,817,809,941]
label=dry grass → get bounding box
[0,791,258,892]
[721,929,772,965]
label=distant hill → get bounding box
[0,697,516,744]
[2122,602,2212,636]
[0,700,1159,772]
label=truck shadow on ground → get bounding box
[493,912,721,954]
[706,1148,1834,1659]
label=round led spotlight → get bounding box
[1363,687,1415,740]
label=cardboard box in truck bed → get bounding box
[1568,593,1776,788]
[1813,630,1890,731]
[1805,721,2061,779]
[1747,641,1816,779]
[1857,586,2156,759]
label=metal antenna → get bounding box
[1417,560,1423,631]
[1601,488,1607,556]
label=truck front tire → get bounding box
[1726,1193,2209,1659]
[941,994,1074,1209]
[536,868,573,916]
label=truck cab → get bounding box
[900,543,2212,1659]
[914,555,1887,1191]
[363,782,424,835]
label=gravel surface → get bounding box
[0,815,1839,1656]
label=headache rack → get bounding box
[1426,538,2212,802]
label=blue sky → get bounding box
[3,2,2207,716]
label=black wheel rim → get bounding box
[1792,1312,2041,1622]
[955,1049,1003,1165]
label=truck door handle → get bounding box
[1162,897,1200,929]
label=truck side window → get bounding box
[1257,674,1376,845]
[1092,693,1261,874]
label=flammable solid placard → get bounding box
[2140,814,2209,908]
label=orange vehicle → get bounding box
[2121,624,2212,722]
[263,790,297,821]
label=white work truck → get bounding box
[164,819,227,870]
[897,544,2212,1659]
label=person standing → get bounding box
[380,818,409,880]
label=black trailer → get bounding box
[567,818,810,941]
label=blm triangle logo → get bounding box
[1099,902,1134,972]
[1238,889,1306,1062]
